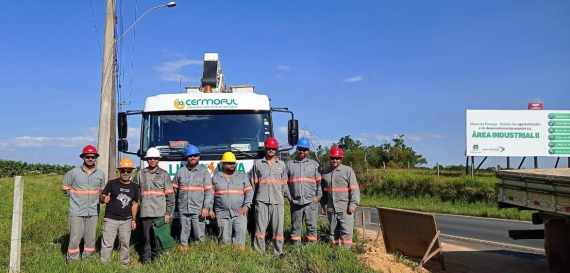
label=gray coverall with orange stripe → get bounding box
[250,157,290,255]
[212,171,253,247]
[133,167,174,263]
[62,166,105,262]
[173,165,213,246]
[320,164,360,248]
[285,158,322,245]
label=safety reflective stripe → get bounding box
[324,187,349,192]
[83,246,95,252]
[214,189,245,195]
[349,185,359,190]
[273,235,284,241]
[258,178,286,185]
[291,235,302,241]
[333,239,340,244]
[69,189,100,195]
[243,186,253,192]
[340,239,353,245]
[315,176,322,182]
[68,247,80,254]
[306,235,317,241]
[142,188,175,195]
[179,186,206,192]
[250,178,258,184]
[62,185,72,191]
[255,232,265,239]
[288,177,318,183]
[172,183,179,189]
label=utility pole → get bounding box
[97,0,116,179]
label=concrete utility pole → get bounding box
[97,0,116,179]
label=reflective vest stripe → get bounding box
[288,177,318,183]
[214,189,245,195]
[273,235,284,241]
[69,189,100,195]
[255,232,265,239]
[68,248,80,254]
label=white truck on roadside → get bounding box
[497,168,570,272]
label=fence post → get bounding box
[407,161,410,173]
[436,162,440,178]
[383,161,386,172]
[10,176,24,273]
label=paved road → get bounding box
[357,207,544,250]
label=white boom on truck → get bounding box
[116,52,298,189]
[497,168,570,272]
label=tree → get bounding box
[385,135,427,168]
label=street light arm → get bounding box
[116,2,175,43]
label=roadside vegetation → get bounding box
[0,175,374,272]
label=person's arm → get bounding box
[62,171,73,197]
[202,173,213,218]
[347,168,360,214]
[163,173,175,223]
[315,164,322,203]
[281,162,291,200]
[131,201,139,230]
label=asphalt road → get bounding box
[357,207,544,250]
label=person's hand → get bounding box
[131,220,137,230]
[103,193,111,203]
[164,215,171,224]
[209,211,216,219]
[321,206,326,215]
[200,208,209,218]
[237,207,248,216]
[347,206,356,215]
[313,197,319,203]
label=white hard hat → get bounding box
[144,147,162,158]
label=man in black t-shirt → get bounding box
[99,158,140,266]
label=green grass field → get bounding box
[0,175,374,272]
[357,168,533,221]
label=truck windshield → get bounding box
[141,110,271,157]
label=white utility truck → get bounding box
[117,52,298,184]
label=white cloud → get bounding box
[154,59,202,82]
[277,65,290,72]
[344,76,363,82]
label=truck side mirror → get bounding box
[118,139,128,152]
[288,119,299,146]
[118,112,128,139]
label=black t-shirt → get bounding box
[102,179,140,220]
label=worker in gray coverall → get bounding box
[250,137,290,255]
[285,137,322,246]
[172,145,213,250]
[62,145,105,262]
[209,152,253,249]
[320,146,360,248]
[132,147,175,264]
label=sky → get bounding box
[0,0,569,168]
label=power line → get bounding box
[89,0,102,60]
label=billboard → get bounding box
[466,110,570,157]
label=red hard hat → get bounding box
[80,145,99,158]
[329,147,344,158]
[264,137,279,149]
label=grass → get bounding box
[357,168,533,221]
[1,175,375,272]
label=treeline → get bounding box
[303,134,427,170]
[0,159,75,177]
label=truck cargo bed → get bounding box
[497,168,570,216]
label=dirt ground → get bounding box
[356,228,548,273]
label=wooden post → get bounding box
[436,162,440,178]
[383,161,386,172]
[9,176,24,273]
[471,156,475,177]
[407,161,410,173]
[362,211,367,239]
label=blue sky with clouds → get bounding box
[0,0,569,168]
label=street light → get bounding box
[116,2,177,42]
[98,1,176,179]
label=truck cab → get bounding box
[117,53,298,182]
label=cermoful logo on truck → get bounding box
[174,99,238,110]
